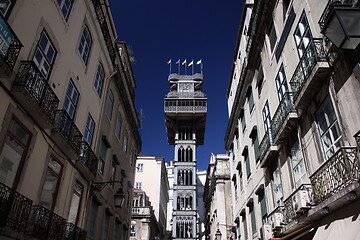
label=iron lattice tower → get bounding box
[164,73,207,239]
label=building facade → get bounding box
[225,0,360,239]
[203,153,233,240]
[134,154,170,239]
[0,1,141,239]
[130,189,160,240]
[164,73,207,239]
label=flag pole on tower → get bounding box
[166,59,172,74]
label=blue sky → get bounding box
[108,0,243,170]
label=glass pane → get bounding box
[0,136,24,187]
[39,171,58,209]
[48,157,62,175]
[68,191,81,223]
[9,120,30,145]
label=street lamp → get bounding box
[215,228,222,240]
[90,181,125,208]
[322,5,360,49]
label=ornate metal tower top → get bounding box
[164,73,207,240]
[164,73,207,146]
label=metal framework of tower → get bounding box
[164,73,207,240]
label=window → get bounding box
[0,0,15,18]
[78,24,92,64]
[250,128,260,163]
[247,88,255,113]
[137,163,143,172]
[123,131,128,153]
[243,148,251,179]
[237,162,243,192]
[289,139,306,188]
[315,96,343,159]
[102,212,110,240]
[262,101,272,142]
[33,31,56,79]
[240,109,246,132]
[232,174,238,200]
[249,203,256,236]
[110,163,116,188]
[98,140,108,174]
[83,114,95,146]
[105,90,114,120]
[135,182,142,189]
[242,214,248,240]
[0,118,31,187]
[115,112,122,138]
[275,65,289,102]
[267,21,277,51]
[114,221,120,240]
[256,186,267,218]
[256,65,264,96]
[294,13,312,59]
[67,180,83,224]
[63,81,79,119]
[39,156,62,210]
[87,200,99,239]
[272,166,283,206]
[56,0,74,20]
[94,63,105,97]
[282,0,291,20]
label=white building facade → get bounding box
[225,0,360,239]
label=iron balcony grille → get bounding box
[319,0,355,31]
[27,205,66,240]
[289,39,328,101]
[164,99,207,113]
[166,91,205,98]
[310,147,360,204]
[78,141,99,176]
[14,61,60,122]
[53,110,83,153]
[64,222,87,240]
[0,182,33,232]
[0,13,23,69]
[271,92,296,141]
[259,131,273,163]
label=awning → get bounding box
[313,214,360,240]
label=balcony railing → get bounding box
[164,99,207,113]
[259,131,273,163]
[271,92,297,142]
[0,13,23,69]
[132,206,152,215]
[0,182,32,232]
[319,0,355,31]
[64,222,87,240]
[14,61,60,122]
[53,110,83,153]
[166,91,205,98]
[354,130,360,150]
[283,184,312,224]
[310,147,360,204]
[78,141,99,176]
[289,39,328,101]
[27,205,66,240]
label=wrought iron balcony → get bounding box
[289,39,329,108]
[0,182,32,233]
[0,13,22,74]
[132,206,152,216]
[13,61,60,126]
[355,130,360,150]
[64,222,87,240]
[77,141,99,181]
[319,0,355,31]
[283,184,313,225]
[53,110,83,157]
[310,147,360,204]
[259,131,278,167]
[271,92,298,144]
[164,99,207,113]
[27,205,66,240]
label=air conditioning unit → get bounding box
[293,190,310,213]
[261,224,273,240]
[271,212,284,229]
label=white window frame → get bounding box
[63,80,79,119]
[56,0,74,20]
[33,31,56,79]
[275,65,289,102]
[78,24,92,64]
[83,114,95,146]
[137,163,143,172]
[94,62,105,97]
